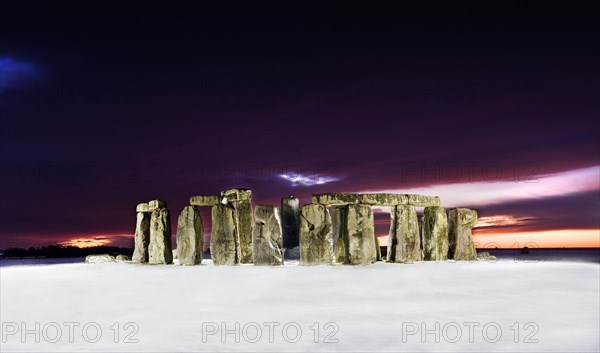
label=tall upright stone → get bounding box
[132,212,151,263]
[149,208,173,264]
[221,189,253,264]
[252,205,284,265]
[388,205,422,263]
[210,204,240,265]
[176,206,204,265]
[330,206,347,263]
[448,208,478,261]
[300,204,334,265]
[423,206,449,261]
[418,215,424,250]
[281,196,300,249]
[344,204,377,265]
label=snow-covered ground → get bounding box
[1,260,598,352]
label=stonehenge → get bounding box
[131,190,480,266]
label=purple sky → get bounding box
[0,1,598,248]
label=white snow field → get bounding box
[1,260,598,352]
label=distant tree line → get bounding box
[0,245,133,258]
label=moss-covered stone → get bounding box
[423,206,449,261]
[189,195,221,206]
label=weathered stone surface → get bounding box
[448,208,478,261]
[85,254,115,263]
[360,193,409,206]
[423,207,449,261]
[136,203,150,213]
[149,199,167,209]
[281,196,300,249]
[330,206,347,263]
[221,188,252,202]
[300,204,334,265]
[252,205,283,265]
[189,195,221,206]
[407,194,440,207]
[311,193,361,206]
[136,200,167,213]
[388,205,423,263]
[116,254,130,262]
[210,204,240,265]
[132,212,151,263]
[418,215,424,252]
[149,208,173,264]
[176,206,204,265]
[311,193,439,207]
[344,204,377,265]
[234,199,253,264]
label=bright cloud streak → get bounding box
[279,173,340,186]
[361,166,599,207]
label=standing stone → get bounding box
[300,204,334,265]
[418,215,424,251]
[423,207,449,261]
[281,196,300,249]
[210,204,240,265]
[132,212,151,263]
[344,204,377,265]
[448,208,478,261]
[330,206,347,263]
[252,205,284,265]
[176,206,204,265]
[149,208,173,264]
[388,205,422,263]
[221,189,253,264]
[235,199,254,264]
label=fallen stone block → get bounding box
[85,254,115,263]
